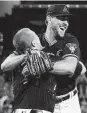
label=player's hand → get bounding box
[79,61,86,75]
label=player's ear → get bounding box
[46,15,51,24]
[31,40,37,47]
[45,20,48,26]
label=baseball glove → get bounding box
[21,48,53,80]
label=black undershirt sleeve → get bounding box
[72,62,82,79]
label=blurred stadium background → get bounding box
[0,1,87,113]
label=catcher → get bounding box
[1,28,56,113]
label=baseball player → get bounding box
[1,28,56,113]
[39,4,86,113]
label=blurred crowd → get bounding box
[0,72,13,113]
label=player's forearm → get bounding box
[50,61,73,75]
[50,69,72,75]
[1,54,25,71]
[50,57,78,75]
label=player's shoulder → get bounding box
[65,33,77,39]
[64,33,78,42]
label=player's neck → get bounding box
[45,29,57,46]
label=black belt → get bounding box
[55,89,77,103]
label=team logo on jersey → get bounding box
[66,43,77,53]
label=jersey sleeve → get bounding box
[62,33,81,60]
[72,62,82,79]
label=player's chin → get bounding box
[58,31,65,37]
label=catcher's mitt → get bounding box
[22,49,53,80]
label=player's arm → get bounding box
[50,56,78,75]
[50,34,81,75]
[69,61,86,79]
[50,59,86,76]
[1,52,26,72]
